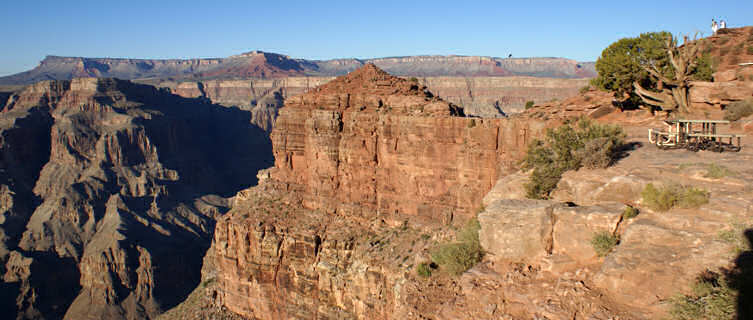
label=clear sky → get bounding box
[0,0,750,76]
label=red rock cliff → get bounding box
[268,64,553,225]
[203,65,559,319]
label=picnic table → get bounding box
[648,119,743,152]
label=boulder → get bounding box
[592,217,730,310]
[552,169,648,206]
[478,199,560,264]
[551,203,625,264]
[481,170,529,207]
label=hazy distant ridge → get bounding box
[0,51,595,85]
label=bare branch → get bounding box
[634,81,678,110]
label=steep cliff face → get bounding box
[0,78,272,319]
[268,64,554,225]
[0,51,595,86]
[195,64,558,319]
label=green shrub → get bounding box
[591,232,619,257]
[523,118,625,199]
[579,86,591,94]
[525,100,535,109]
[416,262,433,277]
[623,206,639,219]
[409,77,418,82]
[705,164,734,179]
[431,218,483,275]
[724,98,753,121]
[641,183,709,212]
[747,46,753,55]
[670,271,736,320]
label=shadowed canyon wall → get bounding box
[0,78,272,319]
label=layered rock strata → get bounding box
[0,78,272,319]
[201,64,560,319]
[0,52,595,86]
[145,76,588,133]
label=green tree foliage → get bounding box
[592,32,673,106]
[525,100,535,109]
[690,53,714,81]
[523,118,625,199]
[593,31,714,111]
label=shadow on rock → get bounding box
[729,229,753,319]
[1,78,274,319]
[109,79,274,199]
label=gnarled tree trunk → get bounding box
[633,35,700,114]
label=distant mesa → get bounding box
[0,50,596,85]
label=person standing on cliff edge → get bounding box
[712,19,718,35]
[720,19,727,29]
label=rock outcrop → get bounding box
[0,78,272,319]
[267,64,557,225]
[192,64,562,319]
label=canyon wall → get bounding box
[0,78,272,319]
[0,51,595,86]
[144,76,586,133]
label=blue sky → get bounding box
[1,0,750,76]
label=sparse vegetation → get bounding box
[523,118,625,199]
[591,232,619,257]
[670,271,736,320]
[718,222,751,255]
[579,85,591,94]
[705,164,735,179]
[409,77,418,82]
[723,98,753,121]
[747,46,753,55]
[641,183,709,212]
[525,100,535,109]
[623,206,639,219]
[416,262,433,277]
[672,221,753,319]
[430,218,483,276]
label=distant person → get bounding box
[720,19,727,29]
[712,19,718,35]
